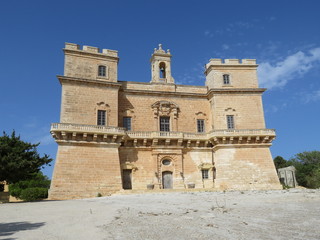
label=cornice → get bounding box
[120,88,208,98]
[204,65,258,75]
[207,88,266,96]
[57,75,122,89]
[63,48,119,62]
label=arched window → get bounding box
[223,74,230,85]
[159,62,166,79]
[98,65,106,77]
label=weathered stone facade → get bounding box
[49,43,281,200]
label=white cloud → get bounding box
[258,47,320,89]
[269,16,276,21]
[35,133,54,146]
[204,30,213,38]
[303,90,320,103]
[222,44,229,50]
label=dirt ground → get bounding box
[0,189,319,240]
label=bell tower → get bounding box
[150,44,174,84]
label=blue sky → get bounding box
[1,0,320,178]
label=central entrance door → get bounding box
[122,170,132,190]
[162,171,173,189]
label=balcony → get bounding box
[50,123,275,146]
[209,129,275,137]
[50,123,126,143]
[51,123,126,134]
[209,129,276,145]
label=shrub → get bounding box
[9,172,50,201]
[20,187,48,201]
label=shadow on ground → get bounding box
[0,221,45,239]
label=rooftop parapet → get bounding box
[206,58,257,68]
[64,42,118,58]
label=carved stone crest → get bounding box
[151,101,179,119]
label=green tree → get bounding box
[9,172,51,201]
[291,151,320,188]
[273,156,290,169]
[0,131,53,184]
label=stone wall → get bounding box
[60,80,120,127]
[49,143,122,200]
[209,93,266,129]
[118,91,211,132]
[64,43,119,82]
[213,145,281,190]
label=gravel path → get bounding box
[0,189,319,240]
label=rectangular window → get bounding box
[202,169,209,179]
[197,119,205,133]
[160,116,170,132]
[227,115,234,129]
[123,117,132,131]
[97,110,106,125]
[223,74,230,85]
[98,65,106,77]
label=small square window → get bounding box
[123,117,132,131]
[202,169,209,179]
[97,110,106,125]
[197,119,205,133]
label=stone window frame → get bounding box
[95,102,110,126]
[227,115,235,129]
[197,119,205,133]
[97,65,109,79]
[201,169,209,179]
[160,116,170,132]
[123,116,132,131]
[121,109,135,131]
[97,110,106,126]
[195,112,207,133]
[151,101,179,132]
[224,108,237,129]
[223,74,231,85]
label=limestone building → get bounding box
[49,43,281,200]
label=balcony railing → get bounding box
[51,123,275,141]
[51,123,126,134]
[209,129,275,137]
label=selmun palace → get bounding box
[49,43,281,200]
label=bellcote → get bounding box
[150,44,175,84]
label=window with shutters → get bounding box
[227,115,234,129]
[97,110,106,125]
[160,116,170,132]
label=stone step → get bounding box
[115,188,220,195]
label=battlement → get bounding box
[206,58,257,68]
[64,42,118,58]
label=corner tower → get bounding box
[150,44,174,84]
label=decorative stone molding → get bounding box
[151,101,179,119]
[96,102,110,108]
[225,107,236,112]
[121,162,138,171]
[195,111,207,117]
[198,163,214,170]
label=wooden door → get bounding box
[122,170,132,189]
[162,171,173,189]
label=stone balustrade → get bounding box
[51,123,126,134]
[209,129,275,137]
[50,123,275,145]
